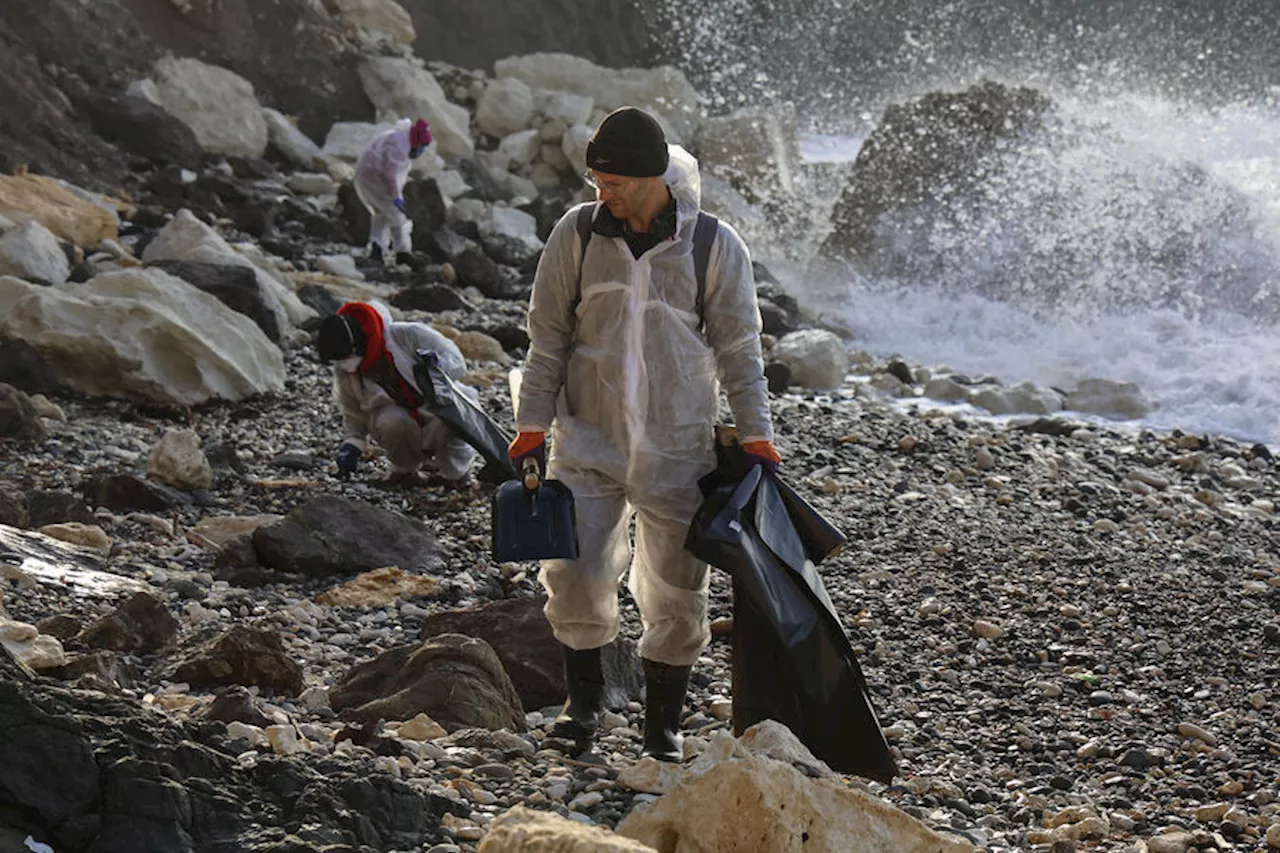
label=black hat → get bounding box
[316,314,365,362]
[585,107,669,178]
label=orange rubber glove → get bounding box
[743,440,781,471]
[508,431,546,477]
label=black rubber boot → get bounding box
[549,644,605,743]
[641,659,692,762]
[368,243,384,265]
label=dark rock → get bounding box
[391,284,472,312]
[519,190,577,241]
[403,178,448,235]
[149,261,284,343]
[455,158,509,202]
[201,685,274,727]
[0,340,65,397]
[0,645,464,851]
[764,362,792,395]
[0,482,28,528]
[422,226,476,263]
[453,249,511,298]
[204,441,246,474]
[478,322,530,354]
[229,197,281,238]
[886,359,915,385]
[418,597,643,712]
[757,298,794,337]
[0,383,47,444]
[50,649,137,693]
[752,261,781,286]
[144,163,189,199]
[251,496,441,577]
[481,232,541,269]
[83,473,184,513]
[331,633,527,732]
[79,591,181,655]
[297,282,344,318]
[227,157,278,181]
[81,92,203,168]
[338,181,372,244]
[26,490,96,527]
[270,450,315,471]
[129,206,170,229]
[35,613,82,640]
[169,625,304,695]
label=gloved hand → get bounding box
[394,197,407,213]
[336,443,361,478]
[742,440,781,473]
[508,431,546,479]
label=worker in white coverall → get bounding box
[316,300,477,488]
[509,107,781,761]
[354,118,432,265]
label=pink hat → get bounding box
[410,119,432,148]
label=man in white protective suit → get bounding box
[354,118,432,266]
[508,106,782,761]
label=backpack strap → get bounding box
[572,202,598,316]
[692,212,719,333]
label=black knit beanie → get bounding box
[316,314,366,362]
[585,107,670,177]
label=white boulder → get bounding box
[147,428,213,490]
[476,78,535,139]
[262,108,325,169]
[0,619,65,670]
[560,123,594,178]
[357,58,475,159]
[497,129,541,168]
[495,53,702,141]
[0,270,285,405]
[481,207,544,256]
[772,329,849,389]
[0,220,69,285]
[148,56,269,158]
[539,90,595,126]
[1066,378,1152,419]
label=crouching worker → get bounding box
[316,300,476,488]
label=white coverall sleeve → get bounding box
[333,373,369,451]
[703,221,774,443]
[517,205,584,432]
[397,322,468,380]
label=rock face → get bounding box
[0,646,467,852]
[330,633,527,732]
[0,270,286,406]
[251,496,442,577]
[419,597,642,711]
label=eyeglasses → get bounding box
[583,171,633,196]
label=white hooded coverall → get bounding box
[335,302,477,479]
[354,119,416,255]
[517,146,773,666]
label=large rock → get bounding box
[419,597,642,711]
[146,56,270,159]
[0,270,286,405]
[261,108,325,169]
[150,260,285,343]
[0,524,150,600]
[617,730,976,853]
[251,496,442,577]
[0,619,66,670]
[495,53,702,141]
[84,473,184,514]
[0,383,46,445]
[358,58,475,159]
[0,220,71,286]
[169,625,303,695]
[0,339,64,397]
[146,428,213,491]
[479,807,658,853]
[78,591,180,655]
[1066,378,1153,420]
[771,329,849,389]
[329,0,417,48]
[81,91,203,169]
[0,172,118,247]
[330,633,527,732]
[141,209,314,330]
[476,78,536,139]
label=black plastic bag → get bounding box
[685,445,898,783]
[413,351,517,480]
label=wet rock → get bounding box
[419,596,642,711]
[79,591,181,655]
[169,624,303,695]
[331,633,527,732]
[0,382,46,444]
[251,496,442,577]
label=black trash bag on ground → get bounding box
[685,440,897,783]
[413,351,517,481]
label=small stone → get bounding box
[1195,803,1231,822]
[1146,830,1195,853]
[38,522,111,554]
[709,698,733,721]
[1265,822,1280,848]
[1177,721,1217,746]
[972,620,1003,640]
[398,712,447,741]
[568,791,604,810]
[898,435,919,452]
[974,446,996,470]
[1223,807,1248,827]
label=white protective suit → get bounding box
[518,145,773,666]
[335,302,477,479]
[354,119,416,255]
